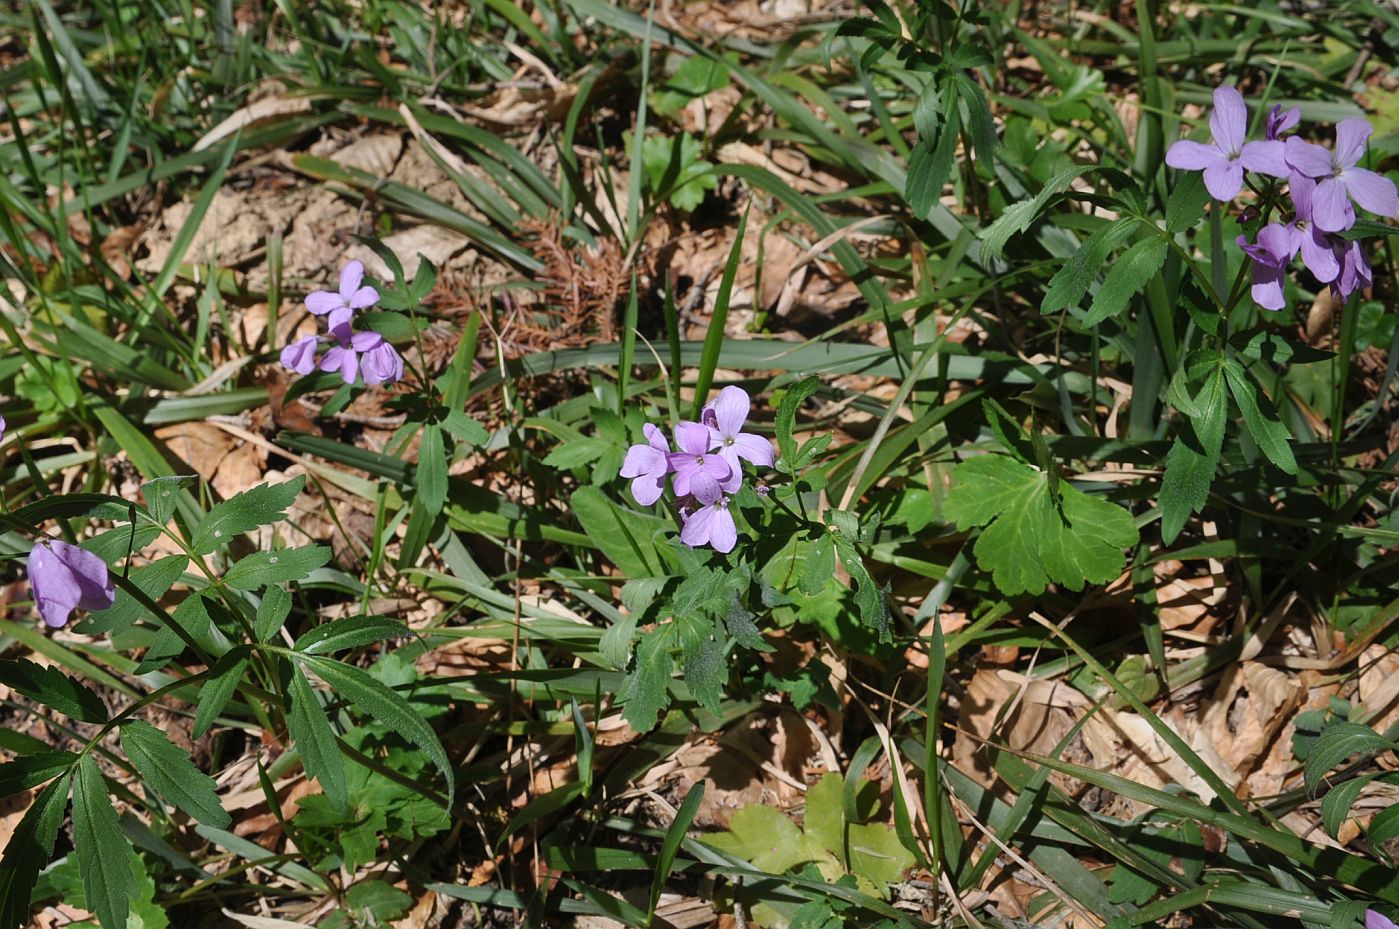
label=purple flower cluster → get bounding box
[280,260,404,385]
[619,386,775,554]
[1166,86,1397,309]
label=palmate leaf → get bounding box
[946,455,1138,596]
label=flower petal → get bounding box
[1365,910,1398,929]
[710,386,750,437]
[674,421,710,456]
[1311,177,1354,233]
[1240,140,1288,178]
[351,330,384,352]
[1342,167,1399,219]
[1165,140,1223,171]
[1250,264,1287,311]
[1209,85,1248,156]
[1299,227,1339,283]
[327,306,355,340]
[642,422,670,454]
[680,504,716,549]
[305,291,343,316]
[347,285,380,310]
[708,504,737,553]
[1334,117,1373,170]
[621,445,667,479]
[1288,172,1316,221]
[732,432,775,468]
[280,335,319,375]
[1202,160,1244,201]
[1257,223,1295,263]
[339,260,365,300]
[1284,138,1332,178]
[630,474,666,506]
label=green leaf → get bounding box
[293,616,410,655]
[73,755,138,929]
[1160,365,1228,544]
[543,437,612,469]
[570,486,666,578]
[981,165,1095,261]
[945,456,1138,596]
[1321,775,1375,839]
[141,476,193,527]
[1165,170,1210,234]
[621,624,675,730]
[0,772,69,929]
[1041,218,1138,316]
[775,375,823,472]
[346,880,414,923]
[805,772,846,858]
[190,476,306,555]
[255,585,292,642]
[417,423,449,516]
[120,721,230,828]
[441,410,489,446]
[1368,804,1399,846]
[0,751,76,799]
[223,545,332,590]
[800,534,835,596]
[286,664,347,809]
[80,554,188,634]
[1303,722,1399,798]
[194,648,250,738]
[679,620,724,715]
[1082,236,1168,326]
[707,803,828,874]
[0,659,108,723]
[1224,359,1298,475]
[640,132,716,212]
[651,782,704,919]
[652,53,733,114]
[301,655,455,806]
[848,821,916,886]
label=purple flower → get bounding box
[1366,912,1397,929]
[1333,239,1372,301]
[1236,224,1293,310]
[667,421,736,500]
[680,484,737,553]
[1264,104,1300,141]
[0,414,6,443]
[1285,174,1341,283]
[701,386,775,474]
[1285,118,1399,233]
[319,331,402,386]
[28,539,116,628]
[306,260,379,334]
[359,333,404,385]
[280,335,319,375]
[620,423,672,506]
[1166,86,1288,200]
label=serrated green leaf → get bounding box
[286,664,347,808]
[1303,722,1398,797]
[946,456,1138,596]
[223,545,332,590]
[293,616,409,655]
[0,659,108,723]
[1042,218,1142,315]
[833,535,891,638]
[801,533,835,595]
[1160,365,1228,544]
[255,585,292,642]
[79,554,188,635]
[0,772,69,929]
[621,624,674,730]
[679,620,724,715]
[120,721,230,828]
[194,648,250,738]
[1224,359,1298,475]
[441,410,489,446]
[418,423,448,516]
[1082,236,1168,326]
[543,437,611,469]
[1165,170,1209,234]
[0,751,76,799]
[300,655,454,805]
[141,476,193,528]
[570,487,666,578]
[776,375,824,470]
[981,166,1095,261]
[73,755,137,929]
[190,476,305,555]
[1368,804,1399,846]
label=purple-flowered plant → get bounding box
[1367,912,1398,929]
[1335,239,1372,301]
[1236,225,1293,311]
[617,386,775,553]
[28,539,115,628]
[1264,104,1300,142]
[1285,118,1399,233]
[282,260,405,386]
[1165,86,1287,201]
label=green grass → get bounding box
[1,0,1398,927]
